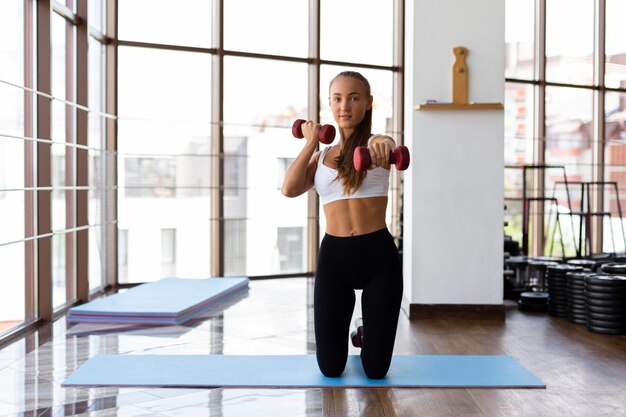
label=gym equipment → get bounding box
[518,291,549,312]
[67,277,249,325]
[547,264,583,318]
[350,317,363,348]
[62,354,545,388]
[584,274,626,335]
[353,145,410,171]
[566,270,588,325]
[292,119,335,144]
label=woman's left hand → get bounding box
[367,138,395,169]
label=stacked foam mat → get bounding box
[67,277,250,325]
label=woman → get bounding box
[282,71,403,379]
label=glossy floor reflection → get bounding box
[1,277,625,416]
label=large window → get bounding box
[0,0,401,341]
[0,0,26,334]
[117,2,402,278]
[0,1,111,339]
[505,0,626,256]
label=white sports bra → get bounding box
[314,135,390,206]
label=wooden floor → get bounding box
[0,277,625,416]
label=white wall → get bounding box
[403,0,504,307]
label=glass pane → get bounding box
[544,86,593,257]
[546,0,594,85]
[504,83,535,245]
[224,0,307,57]
[52,233,66,307]
[320,0,393,66]
[118,46,211,121]
[223,57,308,276]
[0,82,25,245]
[118,0,212,48]
[0,242,25,334]
[505,0,534,80]
[88,0,104,33]
[604,92,626,253]
[88,37,105,290]
[52,15,68,307]
[89,226,104,289]
[118,47,212,283]
[0,0,23,84]
[88,37,103,150]
[605,0,626,89]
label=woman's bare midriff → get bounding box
[323,196,388,237]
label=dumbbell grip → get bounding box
[353,146,410,171]
[292,119,335,144]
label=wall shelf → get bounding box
[415,102,503,110]
[415,46,503,111]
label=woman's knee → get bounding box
[317,355,346,377]
[362,361,390,379]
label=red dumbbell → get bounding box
[353,145,410,171]
[292,119,336,145]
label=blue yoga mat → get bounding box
[62,355,545,388]
[68,277,249,325]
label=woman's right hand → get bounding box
[300,121,322,147]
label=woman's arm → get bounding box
[281,121,322,197]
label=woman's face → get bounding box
[329,76,372,135]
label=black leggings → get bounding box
[314,228,403,379]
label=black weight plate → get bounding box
[569,318,587,325]
[567,259,597,268]
[568,311,587,319]
[567,286,586,295]
[547,274,568,281]
[598,263,626,275]
[585,275,626,287]
[548,291,568,298]
[587,319,626,329]
[585,298,626,308]
[565,272,593,283]
[520,292,549,304]
[567,293,586,303]
[506,256,529,266]
[587,312,626,321]
[587,325,626,335]
[565,282,585,293]
[549,311,568,318]
[518,300,548,312]
[568,301,587,310]
[548,264,583,272]
[585,292,626,302]
[568,305,587,314]
[586,304,626,315]
[567,297,587,307]
[584,285,626,295]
